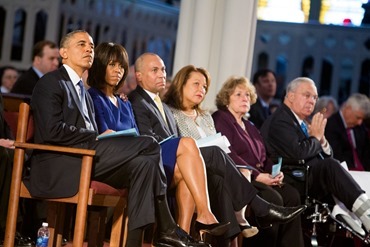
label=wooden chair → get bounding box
[4,103,128,247]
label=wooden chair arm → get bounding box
[14,141,96,156]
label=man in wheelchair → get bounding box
[260,77,370,245]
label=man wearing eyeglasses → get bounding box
[260,77,370,236]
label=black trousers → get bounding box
[307,157,364,210]
[90,135,167,231]
[244,181,304,247]
[0,147,11,230]
[200,146,258,239]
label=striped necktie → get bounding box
[300,122,309,137]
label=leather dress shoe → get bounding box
[153,225,211,247]
[0,232,33,247]
[256,204,307,228]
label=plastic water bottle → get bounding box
[36,222,49,247]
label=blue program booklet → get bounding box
[159,134,176,144]
[271,157,282,178]
[97,128,139,140]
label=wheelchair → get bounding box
[282,163,370,247]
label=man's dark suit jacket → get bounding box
[249,98,269,129]
[11,67,40,95]
[129,86,179,141]
[260,103,331,165]
[325,111,370,171]
[28,66,98,198]
[261,103,365,210]
[0,94,13,227]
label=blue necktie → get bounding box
[300,122,309,137]
[77,80,94,131]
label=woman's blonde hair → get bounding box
[215,76,257,110]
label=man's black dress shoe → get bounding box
[153,225,211,247]
[0,232,33,247]
[256,204,307,228]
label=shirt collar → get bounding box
[339,110,349,129]
[290,109,304,125]
[63,64,83,87]
[259,97,269,108]
[143,88,160,101]
[32,66,44,78]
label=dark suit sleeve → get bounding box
[263,106,323,162]
[31,72,96,146]
[0,95,13,139]
[325,114,351,165]
[130,96,164,142]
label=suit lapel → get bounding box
[136,86,173,134]
[163,103,178,135]
[65,79,85,118]
[60,67,97,130]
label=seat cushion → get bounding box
[90,181,128,197]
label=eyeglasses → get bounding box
[298,92,318,101]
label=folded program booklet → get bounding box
[97,128,139,140]
[196,133,231,154]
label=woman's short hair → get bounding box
[87,42,129,93]
[215,76,257,110]
[163,65,210,112]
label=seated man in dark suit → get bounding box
[260,77,370,235]
[28,30,209,247]
[249,69,280,129]
[325,93,370,171]
[129,53,306,245]
[11,40,59,95]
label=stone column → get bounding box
[173,0,258,110]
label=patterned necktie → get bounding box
[300,122,309,137]
[77,80,94,131]
[346,128,364,171]
[154,95,167,125]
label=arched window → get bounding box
[58,14,65,44]
[67,17,74,33]
[319,57,333,96]
[11,8,26,61]
[34,10,48,44]
[338,58,353,103]
[0,7,6,59]
[359,59,370,96]
[257,52,269,70]
[301,56,314,78]
[94,25,100,44]
[275,55,287,99]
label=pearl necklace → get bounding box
[182,109,197,117]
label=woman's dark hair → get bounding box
[163,65,210,112]
[87,42,129,93]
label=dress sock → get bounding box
[125,227,144,247]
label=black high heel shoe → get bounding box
[194,221,230,240]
